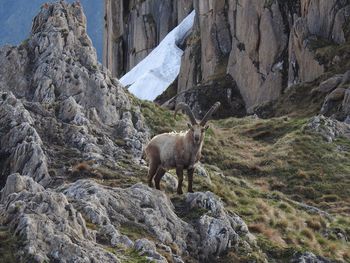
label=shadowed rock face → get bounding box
[103,0,193,78]
[104,0,350,116]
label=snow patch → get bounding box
[120,11,196,101]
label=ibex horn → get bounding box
[200,102,221,126]
[174,102,197,125]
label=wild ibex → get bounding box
[145,102,220,194]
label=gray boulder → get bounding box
[303,115,350,142]
[291,252,333,263]
[1,174,121,262]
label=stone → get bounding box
[312,75,343,93]
[1,174,121,262]
[162,173,178,191]
[0,92,51,186]
[176,74,246,119]
[341,70,350,85]
[63,181,196,255]
[195,163,208,177]
[185,191,250,261]
[0,173,44,202]
[291,252,332,263]
[342,89,350,117]
[134,239,167,263]
[303,115,350,142]
[320,88,347,117]
[62,180,253,261]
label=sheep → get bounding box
[144,102,220,194]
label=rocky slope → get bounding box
[0,1,349,263]
[104,0,350,119]
[0,2,257,262]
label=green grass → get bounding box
[105,246,150,263]
[121,249,150,263]
[190,165,350,262]
[119,222,152,241]
[133,98,187,136]
[111,92,350,261]
[201,117,350,214]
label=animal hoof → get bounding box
[177,189,183,195]
[148,182,154,188]
[188,190,194,193]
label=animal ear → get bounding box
[187,123,193,130]
[202,125,209,131]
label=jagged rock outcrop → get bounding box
[0,92,50,186]
[0,1,147,187]
[103,0,193,78]
[0,174,121,262]
[303,115,350,142]
[316,70,350,120]
[62,181,254,262]
[104,0,350,117]
[291,252,333,263]
[0,173,253,262]
[185,191,253,261]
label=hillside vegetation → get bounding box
[135,99,350,262]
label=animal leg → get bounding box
[187,168,194,193]
[176,165,184,194]
[154,168,166,190]
[147,162,159,188]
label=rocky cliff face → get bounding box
[180,0,350,114]
[103,0,193,78]
[104,0,350,117]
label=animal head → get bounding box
[174,102,221,145]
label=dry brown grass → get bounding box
[72,161,94,173]
[343,251,350,261]
[139,101,350,262]
[300,228,315,241]
[248,223,286,246]
[275,219,289,231]
[305,218,323,231]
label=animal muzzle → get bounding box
[194,135,200,143]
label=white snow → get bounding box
[120,11,196,101]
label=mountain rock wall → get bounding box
[104,0,350,116]
[103,0,193,78]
